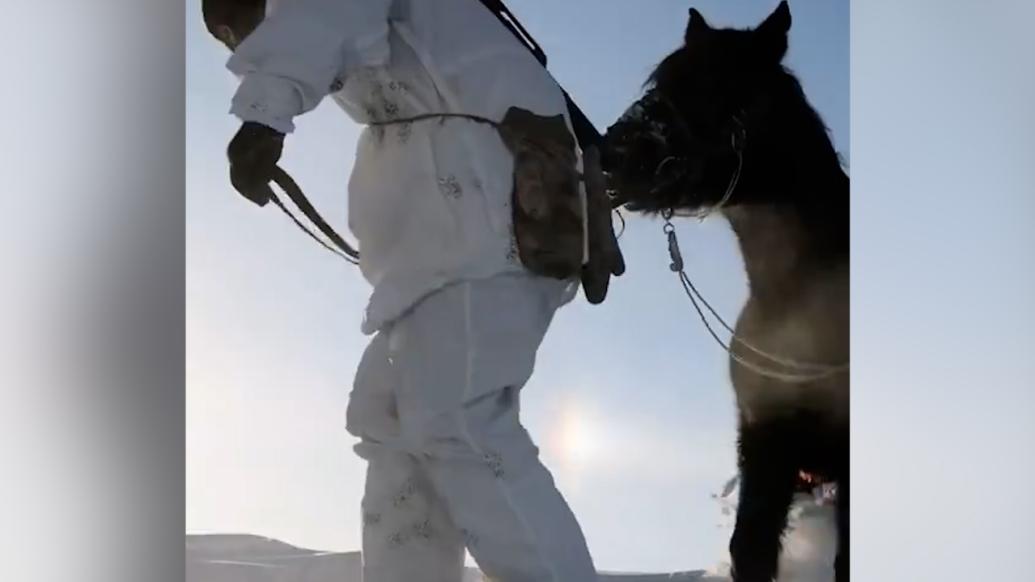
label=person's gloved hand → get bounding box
[226,121,285,207]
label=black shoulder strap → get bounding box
[477,0,548,66]
[476,0,602,149]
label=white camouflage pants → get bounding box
[346,274,596,582]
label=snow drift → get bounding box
[186,473,836,581]
[185,534,715,581]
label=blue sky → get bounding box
[186,0,847,572]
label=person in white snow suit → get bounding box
[202,1,623,581]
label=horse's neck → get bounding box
[723,204,808,303]
[723,170,848,304]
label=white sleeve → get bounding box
[225,0,394,133]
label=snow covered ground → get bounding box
[186,489,836,582]
[185,534,717,582]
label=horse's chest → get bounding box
[730,285,848,426]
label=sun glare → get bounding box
[559,412,599,462]
[548,395,605,471]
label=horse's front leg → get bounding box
[835,473,849,582]
[730,420,797,582]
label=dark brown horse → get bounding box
[602,3,848,581]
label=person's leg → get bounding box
[347,332,465,582]
[425,387,595,582]
[390,275,596,582]
[356,447,466,582]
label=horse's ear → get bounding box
[755,1,790,61]
[686,7,711,40]
[757,1,791,36]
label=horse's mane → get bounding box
[772,68,845,180]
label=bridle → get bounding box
[642,89,748,221]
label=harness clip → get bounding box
[665,222,684,272]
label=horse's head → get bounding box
[603,2,796,214]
